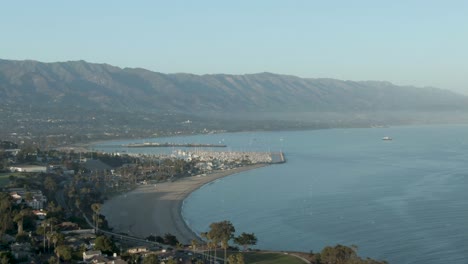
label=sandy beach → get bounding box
[101,164,267,244]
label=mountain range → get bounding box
[1,59,467,113]
[1,58,468,145]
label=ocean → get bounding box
[93,125,468,263]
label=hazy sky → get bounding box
[1,1,467,94]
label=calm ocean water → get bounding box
[94,125,468,263]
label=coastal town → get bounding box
[0,139,387,264]
[0,140,296,264]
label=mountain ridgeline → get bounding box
[1,59,468,146]
[1,59,467,113]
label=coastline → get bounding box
[101,164,268,244]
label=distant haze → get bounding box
[0,1,467,94]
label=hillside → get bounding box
[1,59,467,113]
[1,59,467,146]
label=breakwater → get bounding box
[270,151,286,164]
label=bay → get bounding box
[94,125,468,263]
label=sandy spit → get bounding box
[101,164,267,244]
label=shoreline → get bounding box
[101,164,268,244]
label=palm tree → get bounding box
[200,232,210,263]
[75,198,81,210]
[46,217,58,252]
[207,228,219,263]
[201,232,216,264]
[208,241,216,264]
[91,203,101,233]
[191,239,199,252]
[51,232,64,249]
[38,221,49,252]
[55,245,71,263]
[13,208,31,234]
[0,193,14,238]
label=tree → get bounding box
[235,253,245,264]
[142,254,159,264]
[0,192,14,238]
[146,235,157,242]
[191,239,199,251]
[128,254,140,264]
[44,176,57,193]
[48,256,57,264]
[200,232,213,263]
[51,232,65,249]
[320,244,358,264]
[176,242,183,250]
[44,217,58,252]
[91,203,102,233]
[228,254,237,264]
[208,220,235,264]
[166,258,177,264]
[8,175,16,185]
[155,236,164,244]
[36,224,47,241]
[0,251,13,264]
[163,233,179,246]
[24,192,33,202]
[234,232,257,251]
[75,198,81,210]
[13,208,31,234]
[319,244,388,264]
[203,229,218,263]
[55,245,72,263]
[46,202,64,221]
[94,235,117,255]
[228,253,245,264]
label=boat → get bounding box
[382,136,392,140]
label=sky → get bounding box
[1,0,467,94]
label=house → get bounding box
[127,246,148,254]
[83,250,102,262]
[85,253,127,264]
[9,188,47,209]
[32,209,47,219]
[57,221,79,231]
[89,255,110,264]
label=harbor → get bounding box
[123,142,227,148]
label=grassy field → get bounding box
[224,251,307,264]
[0,172,24,187]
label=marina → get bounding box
[123,142,227,148]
